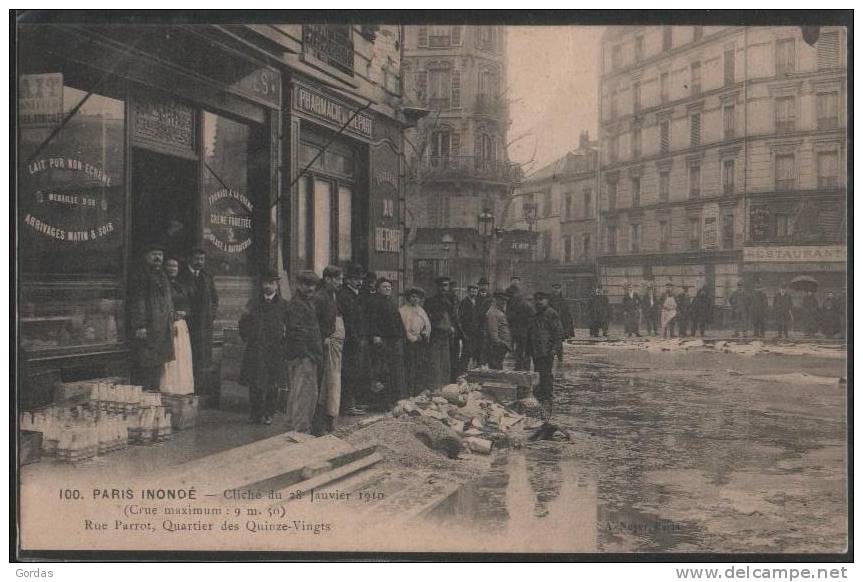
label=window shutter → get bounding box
[450,132,460,155]
[817,31,841,69]
[451,69,461,108]
[660,121,670,153]
[418,26,428,47]
[690,113,701,146]
[451,25,461,45]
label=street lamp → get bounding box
[522,200,538,261]
[477,209,495,285]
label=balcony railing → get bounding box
[418,156,519,181]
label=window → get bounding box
[414,70,428,104]
[418,26,428,47]
[478,67,499,104]
[658,221,669,250]
[660,72,669,103]
[563,235,572,262]
[774,153,796,190]
[607,224,618,253]
[635,35,644,62]
[723,104,735,139]
[688,217,701,249]
[817,92,839,130]
[724,48,736,86]
[428,68,451,108]
[583,233,592,258]
[478,26,497,51]
[338,185,353,261]
[584,188,593,218]
[612,44,622,70]
[663,26,673,51]
[723,159,735,195]
[775,96,796,133]
[543,191,552,218]
[610,91,619,119]
[542,231,552,260]
[776,38,796,76]
[722,212,734,249]
[476,133,494,169]
[630,224,641,252]
[429,25,452,47]
[690,113,701,146]
[607,181,618,211]
[660,120,670,153]
[775,214,792,240]
[565,193,572,219]
[312,178,332,275]
[689,164,701,198]
[693,26,703,42]
[632,128,642,159]
[690,62,701,96]
[451,69,461,109]
[430,130,455,162]
[608,135,618,163]
[632,81,641,113]
[817,151,839,189]
[659,171,670,202]
[451,25,462,46]
[817,31,842,69]
[631,177,641,207]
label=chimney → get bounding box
[579,130,589,149]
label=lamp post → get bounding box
[477,209,495,286]
[522,200,538,260]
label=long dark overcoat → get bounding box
[129,268,175,368]
[177,267,219,370]
[239,294,289,388]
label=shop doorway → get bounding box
[131,148,199,261]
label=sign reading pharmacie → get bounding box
[293,83,373,141]
[205,189,254,254]
[743,245,847,263]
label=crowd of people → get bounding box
[583,281,844,340]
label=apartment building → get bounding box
[597,25,847,309]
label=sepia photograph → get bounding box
[12,10,851,560]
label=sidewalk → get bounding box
[569,325,846,346]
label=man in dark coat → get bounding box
[312,265,344,434]
[621,283,642,338]
[458,284,483,370]
[642,283,661,336]
[750,286,769,338]
[367,277,407,406]
[729,281,750,337]
[424,276,456,390]
[527,291,563,408]
[475,278,493,366]
[177,247,219,397]
[129,244,175,391]
[507,284,535,370]
[773,284,793,339]
[485,290,512,370]
[676,286,692,338]
[284,271,324,434]
[801,290,820,337]
[336,264,369,416]
[239,270,288,424]
[690,285,712,337]
[821,291,841,338]
[588,287,609,337]
[549,283,574,362]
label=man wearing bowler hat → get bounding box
[129,243,174,391]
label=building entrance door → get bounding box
[131,148,199,260]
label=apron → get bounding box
[319,315,345,417]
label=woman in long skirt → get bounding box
[160,258,195,395]
[399,287,431,397]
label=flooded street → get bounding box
[439,343,847,553]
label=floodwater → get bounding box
[433,345,848,553]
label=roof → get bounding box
[523,149,597,184]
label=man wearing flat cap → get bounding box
[284,270,323,433]
[527,291,563,408]
[424,276,456,389]
[239,269,289,424]
[129,243,174,391]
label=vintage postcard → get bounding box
[13,12,850,558]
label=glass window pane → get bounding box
[313,178,332,275]
[297,177,309,267]
[338,185,352,262]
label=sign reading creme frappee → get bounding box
[205,189,254,254]
[743,245,846,262]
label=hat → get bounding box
[190,246,207,256]
[665,282,674,287]
[467,284,478,290]
[345,263,365,278]
[405,286,426,298]
[296,270,320,284]
[141,242,165,254]
[262,268,280,282]
[493,289,509,299]
[552,282,562,288]
[435,276,451,285]
[477,277,489,286]
[737,281,744,287]
[534,291,550,300]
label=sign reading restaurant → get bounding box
[743,245,846,262]
[294,84,373,140]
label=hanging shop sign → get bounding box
[743,245,846,263]
[131,95,195,155]
[375,227,401,253]
[22,156,117,243]
[293,84,373,140]
[19,73,64,127]
[204,189,254,253]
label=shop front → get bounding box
[17,25,281,408]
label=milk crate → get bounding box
[162,394,199,431]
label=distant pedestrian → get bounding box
[728,281,750,338]
[458,284,483,370]
[549,283,575,362]
[485,290,512,370]
[506,284,535,370]
[821,291,841,338]
[311,265,345,434]
[527,292,563,410]
[801,290,820,337]
[773,284,793,339]
[690,285,712,338]
[129,244,174,391]
[425,276,456,390]
[751,287,768,338]
[284,271,324,434]
[622,283,642,338]
[588,286,609,337]
[239,270,288,425]
[661,284,678,339]
[400,287,431,396]
[643,284,661,336]
[337,264,369,416]
[676,286,691,338]
[475,278,493,366]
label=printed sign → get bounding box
[743,245,847,262]
[294,85,373,140]
[132,95,195,152]
[19,73,64,127]
[375,227,401,253]
[205,189,254,253]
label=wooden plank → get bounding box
[242,446,379,493]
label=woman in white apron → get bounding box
[661,284,679,339]
[160,258,195,395]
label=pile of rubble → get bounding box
[389,378,531,457]
[569,337,846,359]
